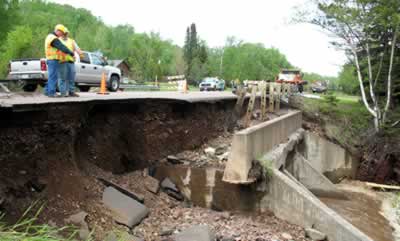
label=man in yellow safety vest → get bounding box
[44,24,75,97]
[58,28,82,97]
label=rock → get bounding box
[215,146,227,155]
[305,228,327,241]
[102,187,149,228]
[281,232,293,240]
[160,227,175,236]
[79,227,90,240]
[167,155,183,164]
[174,225,216,241]
[65,211,88,226]
[161,178,179,193]
[217,152,229,161]
[105,232,144,241]
[145,176,160,194]
[98,177,145,203]
[204,147,216,156]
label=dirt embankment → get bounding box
[0,100,236,223]
[290,95,400,184]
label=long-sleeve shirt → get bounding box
[50,34,74,57]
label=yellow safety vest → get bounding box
[59,38,75,63]
[45,34,59,60]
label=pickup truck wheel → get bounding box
[79,86,90,92]
[108,75,120,92]
[23,84,38,92]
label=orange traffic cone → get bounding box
[97,72,109,95]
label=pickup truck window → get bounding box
[81,53,90,64]
[91,55,104,66]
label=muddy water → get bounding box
[320,191,394,241]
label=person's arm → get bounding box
[73,41,83,55]
[50,39,74,56]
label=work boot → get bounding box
[69,92,79,97]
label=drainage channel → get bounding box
[154,164,395,241]
[320,191,394,241]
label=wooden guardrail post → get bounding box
[269,82,275,113]
[244,85,257,127]
[275,83,281,112]
[260,81,267,121]
[235,86,247,115]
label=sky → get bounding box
[51,0,346,76]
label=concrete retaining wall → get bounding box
[261,169,373,241]
[223,110,302,183]
[302,132,358,183]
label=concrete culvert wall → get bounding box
[299,132,359,183]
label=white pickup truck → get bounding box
[7,51,122,92]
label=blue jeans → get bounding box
[45,60,59,96]
[58,62,76,95]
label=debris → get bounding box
[161,178,179,193]
[102,187,149,228]
[305,228,327,240]
[174,225,216,241]
[145,176,160,194]
[217,152,229,161]
[98,177,145,203]
[281,232,293,240]
[167,155,183,164]
[365,182,400,191]
[204,147,216,156]
[160,227,175,236]
[161,178,184,201]
[65,211,88,226]
[105,232,144,241]
[215,146,227,156]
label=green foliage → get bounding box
[0,202,90,241]
[0,26,33,75]
[0,0,19,42]
[338,64,359,95]
[212,38,292,81]
[322,92,339,107]
[259,158,274,179]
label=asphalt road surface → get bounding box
[0,91,239,108]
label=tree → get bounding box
[305,0,400,132]
[338,64,359,94]
[0,0,19,42]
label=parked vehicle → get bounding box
[7,51,122,92]
[199,77,225,91]
[311,82,327,93]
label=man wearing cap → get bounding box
[58,28,82,97]
[44,24,75,97]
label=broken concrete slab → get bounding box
[161,178,179,193]
[145,176,160,194]
[161,178,184,201]
[98,177,144,203]
[305,228,327,241]
[174,225,216,241]
[102,187,149,228]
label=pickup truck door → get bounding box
[89,53,105,83]
[75,52,93,83]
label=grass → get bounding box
[302,92,371,148]
[0,202,90,241]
